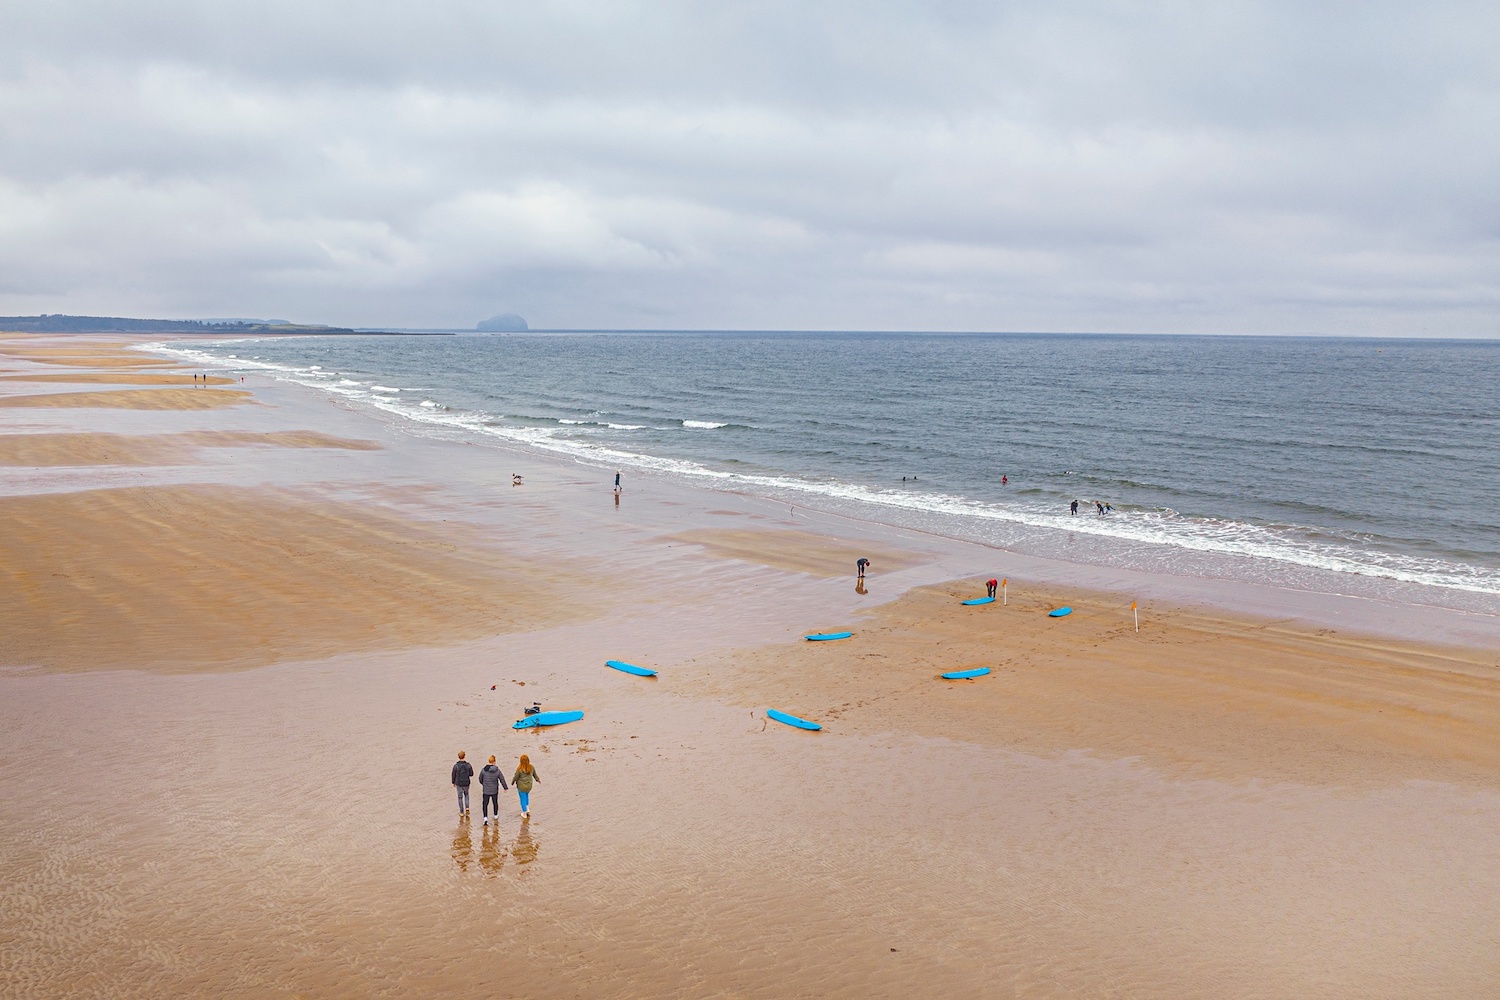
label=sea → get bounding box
[150,332,1500,614]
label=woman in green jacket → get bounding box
[512,754,540,819]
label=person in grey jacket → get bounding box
[479,755,509,825]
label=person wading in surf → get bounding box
[513,754,540,819]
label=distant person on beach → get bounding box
[1070,500,1079,516]
[512,473,523,486]
[987,578,998,598]
[452,751,474,819]
[614,469,621,489]
[856,557,870,580]
[479,755,508,826]
[513,754,539,819]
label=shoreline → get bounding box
[141,334,1500,646]
[3,331,1499,998]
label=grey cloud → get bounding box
[0,2,1496,332]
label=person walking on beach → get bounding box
[614,469,622,490]
[856,557,870,580]
[513,754,540,819]
[987,578,998,598]
[452,751,474,819]
[479,755,508,826]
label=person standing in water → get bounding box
[478,755,508,826]
[1070,500,1079,516]
[451,751,474,819]
[856,557,870,580]
[513,754,540,819]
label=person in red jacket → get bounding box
[986,578,998,598]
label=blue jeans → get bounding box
[518,790,530,814]
[456,786,470,813]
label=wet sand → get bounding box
[665,526,921,577]
[0,371,239,385]
[2,335,1499,998]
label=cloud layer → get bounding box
[2,1,1497,333]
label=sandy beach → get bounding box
[3,333,1499,999]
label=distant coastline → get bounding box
[0,314,446,336]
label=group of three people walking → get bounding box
[451,750,540,824]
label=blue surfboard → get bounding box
[1048,607,1073,617]
[961,596,995,605]
[512,710,584,730]
[805,631,853,641]
[941,667,991,679]
[605,659,657,677]
[767,708,822,731]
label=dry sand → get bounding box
[0,387,252,409]
[0,483,586,673]
[683,579,1500,789]
[0,429,381,466]
[0,340,177,367]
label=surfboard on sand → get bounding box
[767,708,822,731]
[1048,607,1073,617]
[605,659,657,677]
[941,667,991,679]
[513,710,584,729]
[805,631,853,641]
[961,596,995,605]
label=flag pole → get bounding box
[1132,601,1138,633]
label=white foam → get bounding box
[371,385,400,393]
[683,420,728,429]
[135,339,1500,599]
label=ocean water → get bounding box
[151,333,1500,612]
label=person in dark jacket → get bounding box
[451,751,474,819]
[478,755,509,825]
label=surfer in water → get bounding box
[856,557,870,580]
[513,754,539,819]
[1070,500,1079,516]
[987,578,998,598]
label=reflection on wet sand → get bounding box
[479,823,506,877]
[855,578,867,596]
[451,820,473,873]
[511,819,539,867]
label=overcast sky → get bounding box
[1,1,1496,334]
